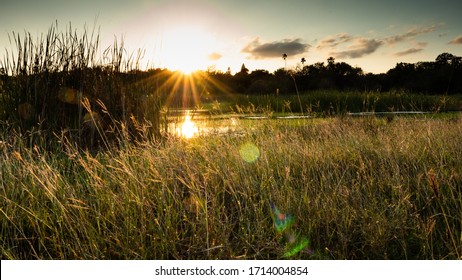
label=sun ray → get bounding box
[136,68,240,138]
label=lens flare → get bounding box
[284,237,310,258]
[270,202,311,258]
[270,203,294,233]
[239,142,260,163]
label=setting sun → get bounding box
[161,26,217,74]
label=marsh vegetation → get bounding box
[1,116,462,259]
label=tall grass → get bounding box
[1,115,461,259]
[0,22,162,147]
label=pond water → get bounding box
[166,109,319,138]
[346,111,426,116]
[167,110,244,138]
[166,109,436,138]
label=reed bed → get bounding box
[0,22,162,147]
[1,115,461,259]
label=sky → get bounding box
[1,0,462,74]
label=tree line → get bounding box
[206,52,462,95]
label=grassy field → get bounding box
[1,114,461,259]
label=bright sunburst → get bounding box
[161,26,216,74]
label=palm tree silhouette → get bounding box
[301,57,306,67]
[282,53,287,69]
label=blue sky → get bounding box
[1,0,461,73]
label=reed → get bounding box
[0,22,162,148]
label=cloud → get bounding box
[242,37,310,59]
[329,38,383,59]
[416,42,428,48]
[208,52,222,60]
[315,24,441,59]
[448,35,462,45]
[317,33,353,49]
[385,24,443,45]
[394,48,424,57]
[317,34,383,58]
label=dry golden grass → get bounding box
[1,115,461,259]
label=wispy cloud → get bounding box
[394,48,424,57]
[242,37,310,59]
[448,35,462,44]
[394,42,428,57]
[315,24,441,59]
[317,33,353,49]
[416,42,429,48]
[208,52,222,61]
[385,24,444,45]
[329,38,383,59]
[317,34,383,58]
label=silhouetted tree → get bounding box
[247,69,274,94]
[327,57,335,69]
[240,63,249,75]
[435,52,459,66]
[273,68,293,94]
[282,53,287,69]
[232,63,250,92]
[382,53,462,94]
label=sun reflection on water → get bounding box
[170,111,245,138]
[177,112,199,138]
